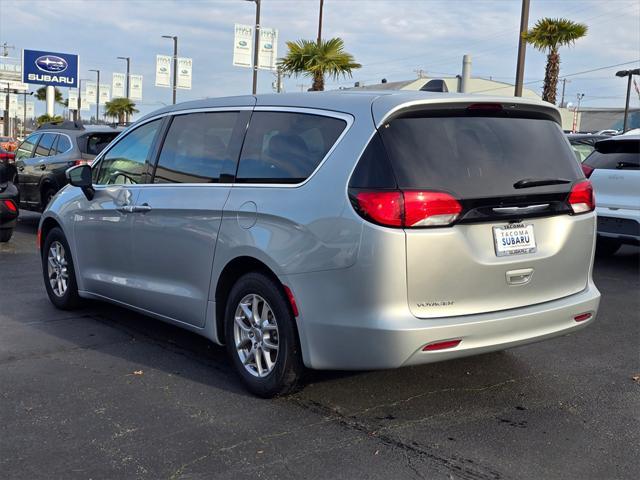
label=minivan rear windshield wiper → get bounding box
[513,178,572,189]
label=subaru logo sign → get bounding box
[264,43,273,50]
[23,49,79,88]
[35,55,68,73]
[239,40,247,47]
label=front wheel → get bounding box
[225,273,304,397]
[42,227,81,310]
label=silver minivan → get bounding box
[39,92,601,397]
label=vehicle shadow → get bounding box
[15,210,41,233]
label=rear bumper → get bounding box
[296,281,600,370]
[596,208,640,245]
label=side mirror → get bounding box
[66,164,95,200]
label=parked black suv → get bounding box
[12,121,122,211]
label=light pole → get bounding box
[317,0,324,45]
[21,91,33,138]
[514,0,530,97]
[89,69,100,124]
[616,68,640,133]
[572,93,584,133]
[161,35,178,104]
[245,0,261,94]
[117,56,131,122]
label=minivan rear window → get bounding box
[379,115,583,198]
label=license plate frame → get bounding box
[492,223,537,257]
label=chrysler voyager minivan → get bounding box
[39,92,600,396]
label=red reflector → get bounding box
[355,191,403,227]
[467,103,503,112]
[283,285,299,317]
[581,164,594,178]
[36,228,42,250]
[423,339,462,351]
[568,180,595,214]
[574,312,592,322]
[3,199,17,213]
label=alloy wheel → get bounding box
[233,294,279,378]
[47,241,69,297]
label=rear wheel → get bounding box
[0,229,12,242]
[596,237,621,256]
[224,272,304,397]
[42,227,81,310]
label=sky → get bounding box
[1,0,639,119]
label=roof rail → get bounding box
[37,120,85,131]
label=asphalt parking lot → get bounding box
[1,211,638,480]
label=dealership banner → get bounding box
[85,81,97,103]
[80,97,90,111]
[26,101,35,118]
[233,24,253,68]
[68,89,78,110]
[22,49,79,88]
[155,55,171,87]
[16,102,24,118]
[129,74,143,100]
[258,28,278,70]
[112,73,126,98]
[99,84,110,103]
[177,57,192,90]
[7,94,18,116]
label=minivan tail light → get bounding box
[568,180,595,214]
[353,190,461,228]
[581,164,594,178]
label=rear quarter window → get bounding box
[236,111,347,184]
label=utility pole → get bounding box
[4,83,10,137]
[572,93,584,133]
[616,68,640,132]
[249,0,261,94]
[22,91,33,138]
[559,78,571,108]
[275,67,283,93]
[117,56,131,122]
[514,0,530,97]
[317,0,324,45]
[162,36,178,104]
[89,69,100,123]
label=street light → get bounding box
[572,93,585,133]
[89,69,100,124]
[21,91,33,138]
[615,68,640,133]
[117,56,131,122]
[245,0,261,94]
[161,35,178,104]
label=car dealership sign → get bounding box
[22,49,79,88]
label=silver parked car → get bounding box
[39,92,601,396]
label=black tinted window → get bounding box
[349,133,396,189]
[56,135,72,154]
[380,115,582,198]
[82,133,119,155]
[34,133,57,157]
[15,134,40,161]
[95,120,161,185]
[154,112,239,183]
[236,111,346,184]
[584,151,640,170]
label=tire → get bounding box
[42,227,81,310]
[596,237,621,257]
[225,272,304,398]
[0,228,12,242]
[42,187,57,210]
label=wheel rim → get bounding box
[47,241,69,297]
[233,294,279,378]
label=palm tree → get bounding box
[34,86,65,105]
[104,97,138,124]
[524,18,588,104]
[278,37,361,91]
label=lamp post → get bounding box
[514,0,530,97]
[89,69,100,124]
[616,68,640,133]
[21,91,33,138]
[117,56,131,122]
[245,0,261,94]
[572,93,584,133]
[161,35,178,104]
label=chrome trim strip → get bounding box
[492,204,550,214]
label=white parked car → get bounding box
[583,135,640,255]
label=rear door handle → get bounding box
[116,205,135,213]
[39,164,46,170]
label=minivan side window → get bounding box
[236,111,347,184]
[95,119,162,185]
[154,112,240,183]
[34,133,57,157]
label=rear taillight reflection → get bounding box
[353,190,462,228]
[568,180,595,214]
